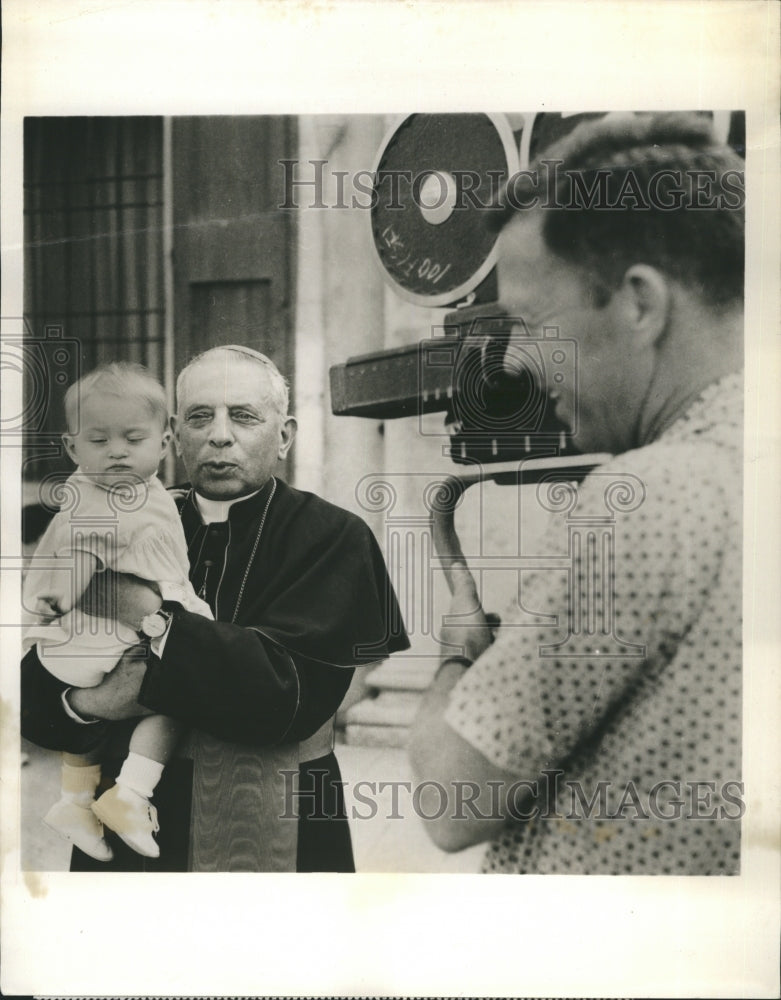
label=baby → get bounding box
[23,362,212,862]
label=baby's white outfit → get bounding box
[23,471,212,686]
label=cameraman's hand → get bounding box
[78,570,162,631]
[440,562,497,663]
[68,645,154,721]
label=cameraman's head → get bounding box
[495,112,744,455]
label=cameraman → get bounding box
[410,112,744,874]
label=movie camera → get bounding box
[329,110,744,470]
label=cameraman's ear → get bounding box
[278,416,297,461]
[617,264,671,348]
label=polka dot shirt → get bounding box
[445,373,743,874]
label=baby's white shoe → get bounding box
[43,798,114,862]
[92,784,160,858]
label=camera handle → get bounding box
[429,454,611,596]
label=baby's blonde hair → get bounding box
[64,362,169,432]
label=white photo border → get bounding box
[1,1,779,997]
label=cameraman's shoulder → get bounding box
[581,434,736,530]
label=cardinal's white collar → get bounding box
[194,489,261,524]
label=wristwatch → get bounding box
[140,608,174,640]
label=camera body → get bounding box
[437,312,578,463]
[330,301,578,464]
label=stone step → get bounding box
[365,657,437,693]
[345,689,420,727]
[344,723,411,749]
[341,658,438,748]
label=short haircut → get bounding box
[63,362,169,432]
[496,112,745,308]
[176,346,290,417]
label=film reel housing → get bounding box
[370,113,520,308]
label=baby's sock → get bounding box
[46,759,114,862]
[115,752,164,800]
[61,760,102,806]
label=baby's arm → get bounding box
[36,550,100,617]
